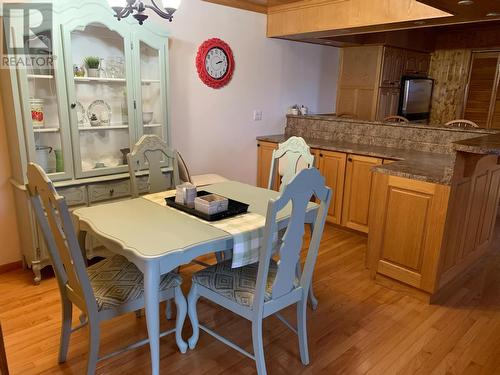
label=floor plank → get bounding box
[0,219,499,375]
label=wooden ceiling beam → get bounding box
[267,0,452,37]
[203,0,268,14]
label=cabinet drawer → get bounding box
[88,180,131,203]
[57,186,88,207]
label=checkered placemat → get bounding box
[143,191,279,268]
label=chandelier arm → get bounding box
[147,0,176,18]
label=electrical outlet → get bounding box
[253,110,263,121]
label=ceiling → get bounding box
[204,0,500,48]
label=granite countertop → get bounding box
[257,134,456,185]
[453,132,500,155]
[289,114,498,135]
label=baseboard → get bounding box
[0,261,22,274]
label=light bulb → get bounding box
[162,0,181,10]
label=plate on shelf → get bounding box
[76,101,85,126]
[87,100,111,125]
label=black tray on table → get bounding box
[165,191,249,222]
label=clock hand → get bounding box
[216,61,223,65]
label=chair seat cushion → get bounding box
[87,255,181,311]
[192,259,279,308]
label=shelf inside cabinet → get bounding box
[33,127,60,133]
[141,79,160,85]
[78,125,129,131]
[74,76,126,83]
[27,74,54,79]
[144,123,162,128]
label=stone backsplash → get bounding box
[285,115,497,154]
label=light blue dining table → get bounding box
[73,181,318,375]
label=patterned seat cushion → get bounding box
[192,259,279,308]
[87,255,181,311]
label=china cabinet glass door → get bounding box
[133,34,169,142]
[63,20,135,178]
[17,28,73,181]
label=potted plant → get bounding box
[84,56,101,78]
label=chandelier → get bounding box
[107,0,181,25]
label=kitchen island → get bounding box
[257,115,500,301]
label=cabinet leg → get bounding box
[32,262,42,285]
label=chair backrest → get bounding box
[26,163,97,315]
[176,151,193,184]
[444,119,479,129]
[384,115,409,124]
[254,168,331,310]
[268,137,314,192]
[128,135,180,198]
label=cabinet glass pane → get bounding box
[27,73,66,175]
[70,23,130,172]
[139,42,164,139]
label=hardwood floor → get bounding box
[1,219,500,375]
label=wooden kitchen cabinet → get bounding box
[337,45,429,121]
[376,87,400,121]
[316,149,347,224]
[368,174,450,292]
[257,141,279,190]
[380,47,405,88]
[342,154,382,233]
[404,51,431,76]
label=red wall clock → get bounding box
[196,38,235,89]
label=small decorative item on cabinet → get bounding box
[29,98,45,127]
[84,56,101,77]
[300,105,308,115]
[290,105,300,116]
[87,100,111,126]
[142,111,153,124]
[120,148,130,165]
[89,113,100,127]
[55,149,64,172]
[73,64,85,77]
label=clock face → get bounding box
[196,38,235,89]
[205,47,228,80]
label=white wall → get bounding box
[153,1,340,184]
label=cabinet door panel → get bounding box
[370,175,450,293]
[377,88,400,121]
[257,141,278,190]
[342,154,382,233]
[318,150,346,224]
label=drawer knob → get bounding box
[348,158,353,162]
[110,189,115,196]
[71,103,77,109]
[319,153,323,157]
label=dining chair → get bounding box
[26,163,187,375]
[128,135,180,198]
[444,119,479,129]
[177,151,228,187]
[384,115,409,124]
[187,168,331,375]
[268,136,315,192]
[268,136,319,310]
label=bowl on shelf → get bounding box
[142,111,154,125]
